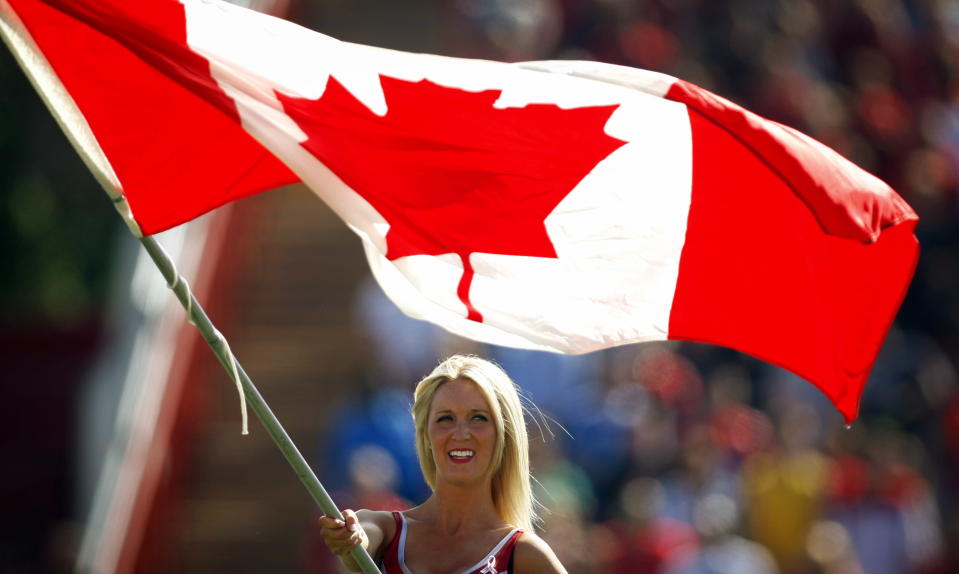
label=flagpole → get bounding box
[139,235,381,574]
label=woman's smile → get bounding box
[448,449,476,463]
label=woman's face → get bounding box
[427,378,497,487]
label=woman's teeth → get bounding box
[449,450,475,459]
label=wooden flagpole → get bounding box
[139,234,381,574]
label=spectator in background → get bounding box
[669,493,780,574]
[743,403,828,574]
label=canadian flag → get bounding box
[1,0,918,422]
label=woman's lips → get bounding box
[448,449,475,463]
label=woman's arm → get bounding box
[318,509,395,572]
[512,533,568,574]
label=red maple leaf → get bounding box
[277,75,625,321]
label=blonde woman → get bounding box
[320,355,567,573]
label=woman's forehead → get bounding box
[430,378,491,411]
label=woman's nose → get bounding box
[452,421,471,439]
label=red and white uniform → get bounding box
[380,511,523,574]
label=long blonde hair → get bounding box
[412,355,537,531]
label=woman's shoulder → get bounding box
[355,509,401,564]
[356,509,399,539]
[356,508,398,524]
[511,532,567,574]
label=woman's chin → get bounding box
[436,467,488,487]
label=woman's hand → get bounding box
[319,509,369,571]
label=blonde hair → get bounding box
[412,355,537,532]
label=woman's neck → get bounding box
[420,480,501,535]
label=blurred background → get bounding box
[1,0,958,572]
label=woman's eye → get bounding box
[473,414,488,422]
[436,415,452,423]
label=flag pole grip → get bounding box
[139,235,381,574]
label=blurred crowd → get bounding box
[306,1,959,573]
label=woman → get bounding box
[320,355,567,573]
